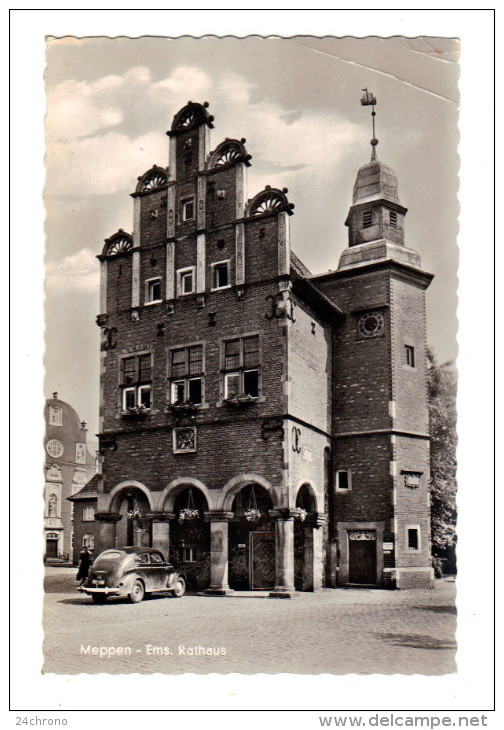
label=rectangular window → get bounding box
[49,406,63,426]
[363,210,373,228]
[177,267,195,296]
[146,278,162,304]
[407,527,420,551]
[82,505,95,522]
[224,372,241,399]
[212,261,230,290]
[224,339,240,370]
[336,469,352,491]
[405,345,415,367]
[243,369,259,398]
[222,335,260,400]
[122,357,136,385]
[82,534,95,549]
[120,353,152,412]
[403,471,422,489]
[179,547,197,563]
[181,197,195,222]
[389,210,397,227]
[169,345,204,405]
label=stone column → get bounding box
[94,513,121,554]
[204,511,234,596]
[269,509,298,598]
[150,513,175,561]
[304,513,326,591]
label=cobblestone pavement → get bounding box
[43,567,456,675]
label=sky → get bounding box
[44,35,460,438]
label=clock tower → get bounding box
[311,100,434,589]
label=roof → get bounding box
[68,473,100,501]
[290,251,312,278]
[353,159,401,206]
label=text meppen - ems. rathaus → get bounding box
[93,100,434,595]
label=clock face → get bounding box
[46,439,64,458]
[358,311,385,338]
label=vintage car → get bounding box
[81,547,186,604]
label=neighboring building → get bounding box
[93,100,434,593]
[68,474,100,564]
[44,393,96,561]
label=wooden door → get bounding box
[249,531,275,589]
[46,538,58,558]
[348,531,377,584]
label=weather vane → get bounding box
[361,88,378,160]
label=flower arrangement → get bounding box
[170,400,197,412]
[127,508,141,520]
[244,508,262,522]
[178,508,199,522]
[121,404,150,417]
[296,508,307,522]
[223,393,256,407]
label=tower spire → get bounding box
[361,88,378,161]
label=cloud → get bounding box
[46,248,99,295]
[46,65,213,143]
[45,64,365,206]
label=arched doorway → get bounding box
[294,484,317,591]
[169,487,210,591]
[228,484,275,590]
[114,488,152,547]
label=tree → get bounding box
[427,347,457,574]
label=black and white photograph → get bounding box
[9,8,495,722]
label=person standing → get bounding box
[76,546,92,586]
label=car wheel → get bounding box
[92,594,106,604]
[129,579,145,603]
[172,577,186,598]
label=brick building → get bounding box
[93,100,434,593]
[44,394,96,561]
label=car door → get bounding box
[134,551,154,591]
[149,550,170,590]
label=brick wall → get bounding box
[390,275,429,434]
[393,434,431,568]
[319,270,392,434]
[287,296,332,434]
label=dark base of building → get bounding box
[269,589,300,599]
[203,588,234,596]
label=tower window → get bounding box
[335,469,352,491]
[405,345,415,368]
[181,197,195,222]
[389,210,397,227]
[362,210,373,228]
[406,526,420,551]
